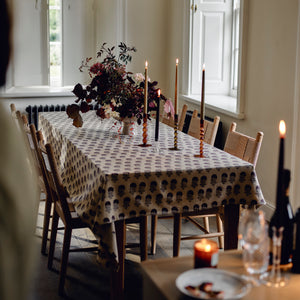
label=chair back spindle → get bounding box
[45,143,73,224]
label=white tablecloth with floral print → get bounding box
[39,110,265,269]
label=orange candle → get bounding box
[194,239,219,268]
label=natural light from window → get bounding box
[49,0,62,87]
[185,0,244,117]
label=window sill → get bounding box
[181,94,245,120]
[1,86,74,98]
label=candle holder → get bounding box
[260,226,289,287]
[195,119,205,158]
[169,114,180,151]
[138,114,152,147]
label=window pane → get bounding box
[49,0,62,86]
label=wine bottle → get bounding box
[292,208,300,273]
[268,169,294,265]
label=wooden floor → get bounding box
[29,201,222,300]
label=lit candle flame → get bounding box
[204,244,211,252]
[176,58,179,65]
[279,120,286,138]
[157,89,161,97]
[145,61,148,69]
[203,63,205,70]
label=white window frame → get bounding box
[2,0,96,98]
[181,0,247,119]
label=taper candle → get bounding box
[155,89,160,141]
[200,64,205,121]
[175,58,179,115]
[277,120,286,205]
[144,61,148,114]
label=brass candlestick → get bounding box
[138,114,151,147]
[169,114,180,151]
[195,119,205,157]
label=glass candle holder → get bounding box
[194,239,219,268]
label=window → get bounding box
[49,0,62,87]
[184,0,245,117]
[5,0,96,94]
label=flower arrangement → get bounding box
[66,42,172,127]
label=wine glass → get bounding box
[239,209,269,285]
[260,226,290,287]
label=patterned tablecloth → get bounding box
[39,111,265,268]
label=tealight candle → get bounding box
[194,239,219,268]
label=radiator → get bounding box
[25,104,99,130]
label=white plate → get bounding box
[176,268,251,299]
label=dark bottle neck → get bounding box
[275,168,290,210]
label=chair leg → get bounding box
[41,196,52,255]
[216,214,224,249]
[150,215,157,255]
[173,213,182,257]
[48,209,59,269]
[203,216,210,232]
[58,226,72,296]
[140,216,148,261]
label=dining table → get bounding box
[39,110,265,299]
[141,250,297,300]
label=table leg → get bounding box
[223,204,240,250]
[111,219,125,300]
[173,213,182,257]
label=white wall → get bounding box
[170,0,300,216]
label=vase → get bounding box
[121,117,133,135]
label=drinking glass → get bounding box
[260,226,290,287]
[239,209,269,285]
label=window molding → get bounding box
[1,86,73,98]
[181,94,245,119]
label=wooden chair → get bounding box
[185,112,223,248]
[150,113,223,255]
[21,113,46,194]
[187,111,220,145]
[162,104,188,132]
[30,124,55,255]
[172,122,264,257]
[45,142,148,295]
[224,122,264,167]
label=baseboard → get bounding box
[259,202,275,222]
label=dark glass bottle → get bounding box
[269,169,294,265]
[292,208,300,273]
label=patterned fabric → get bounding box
[39,111,265,268]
